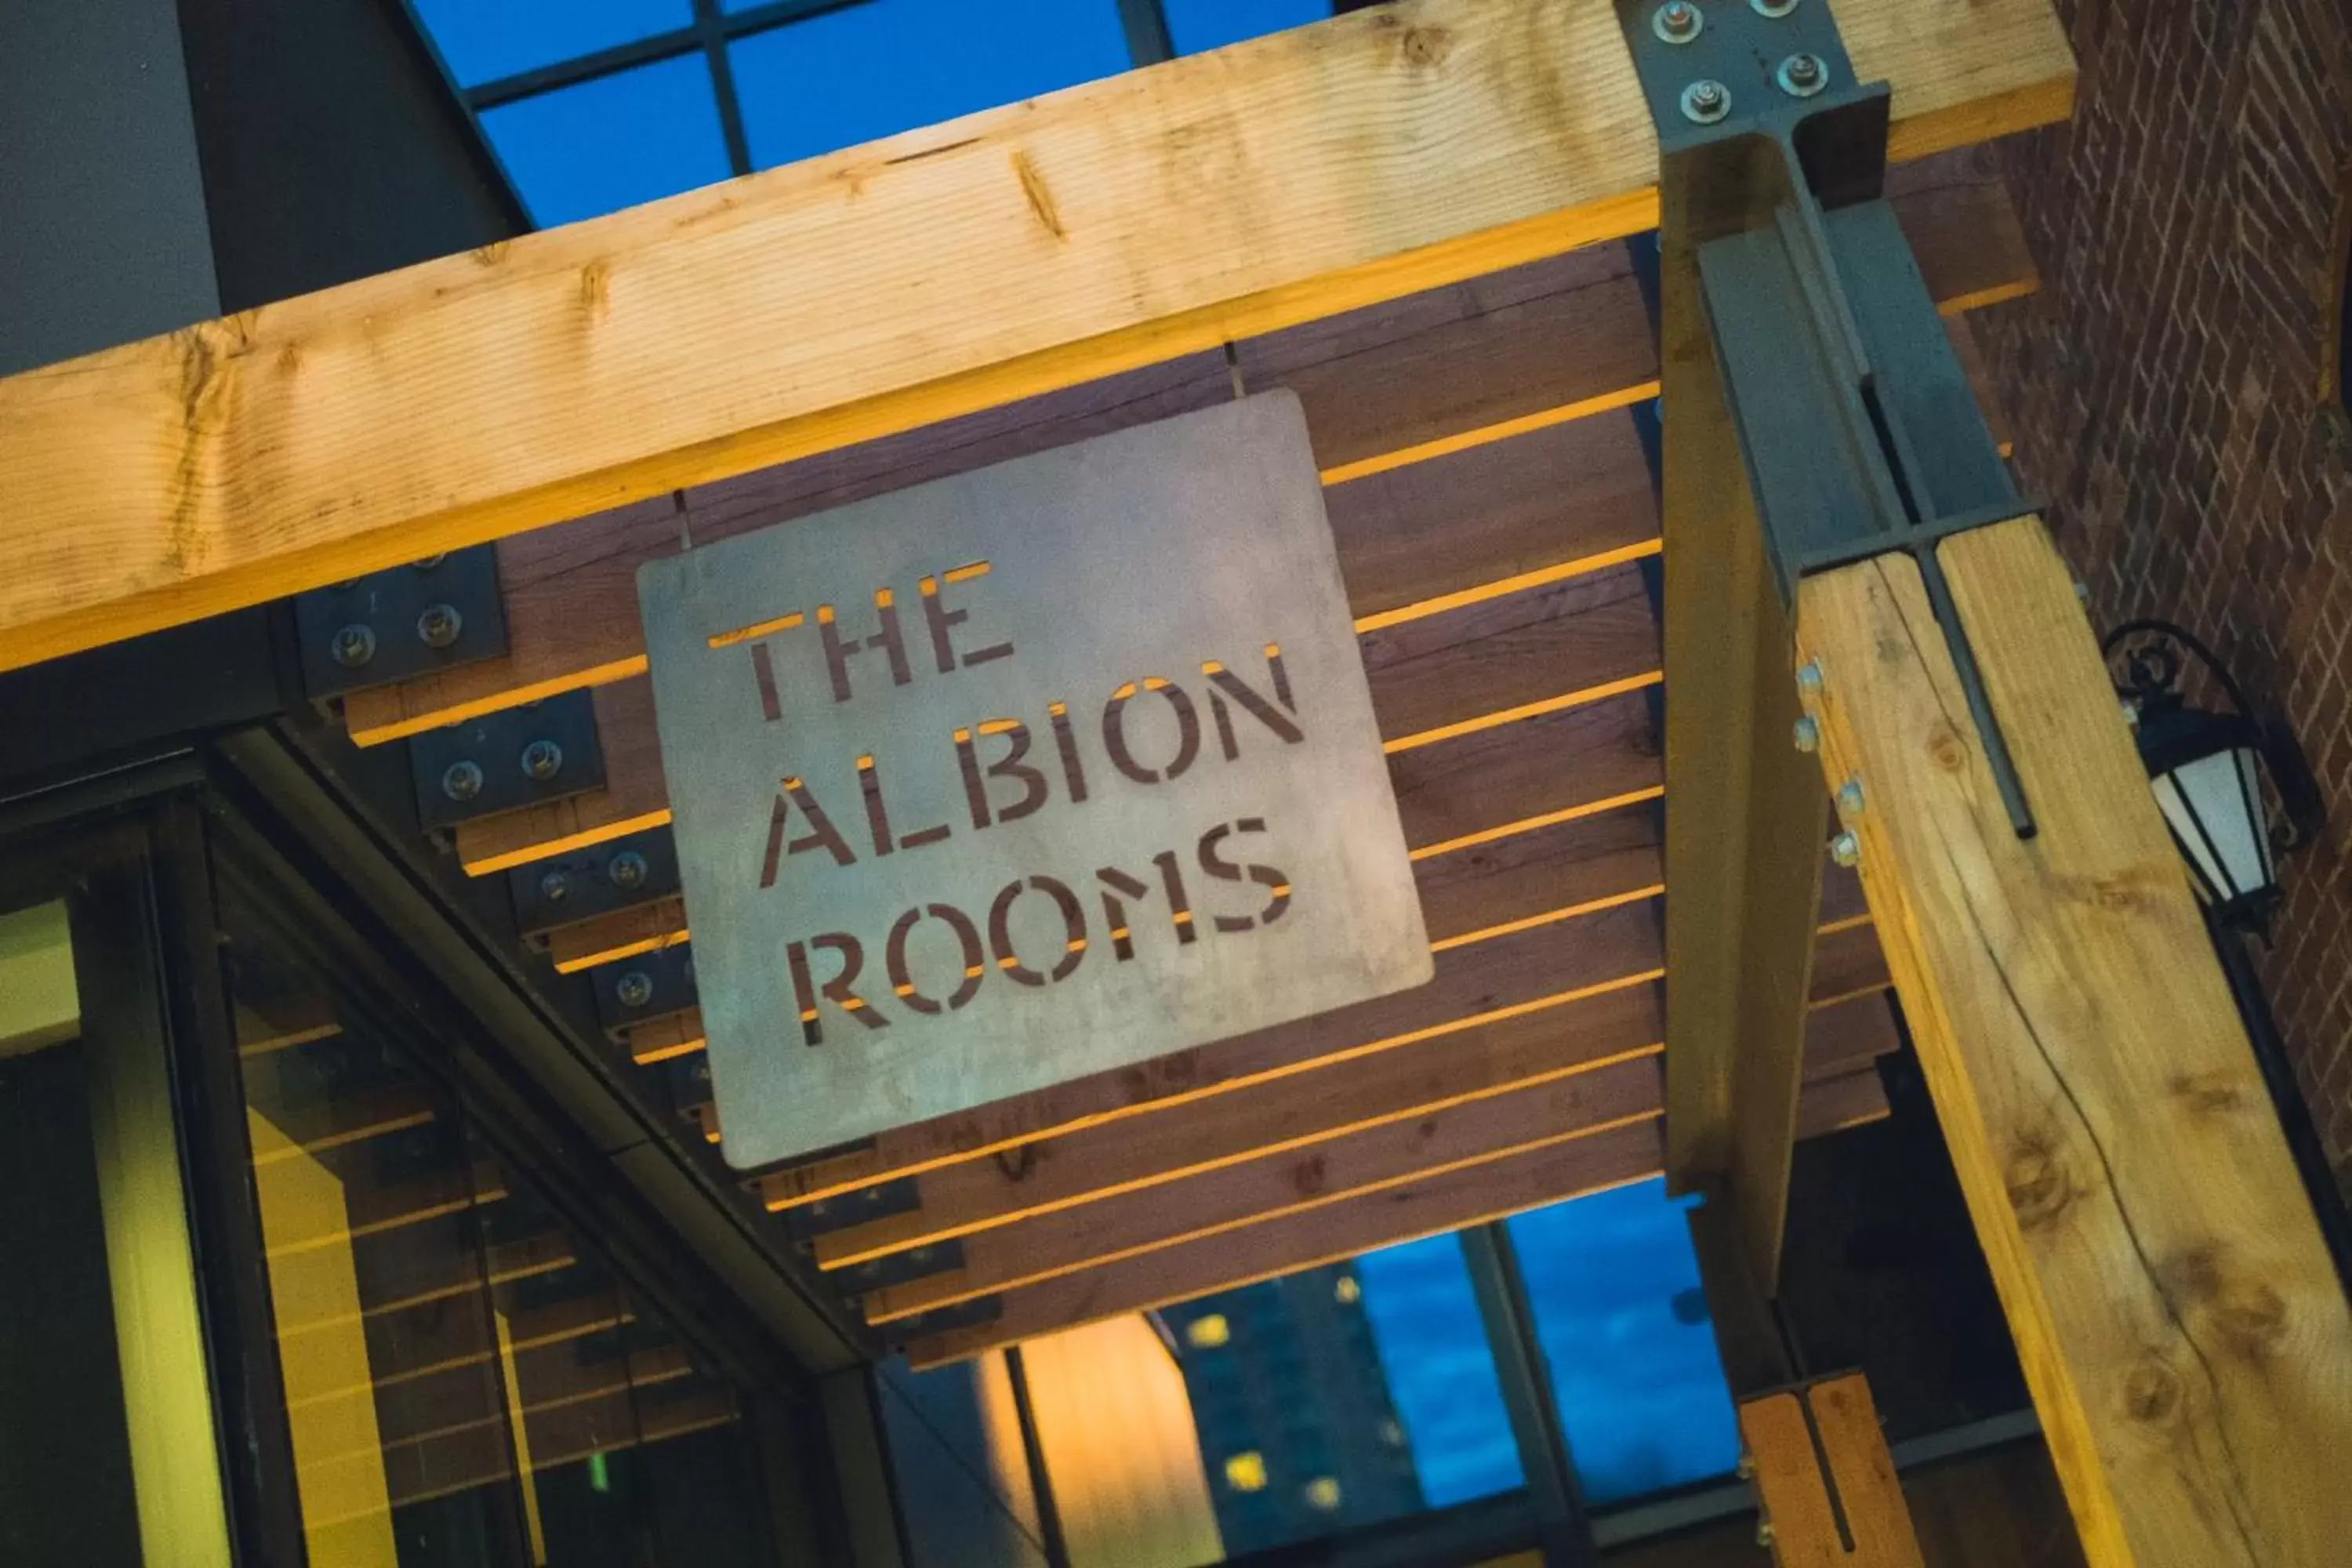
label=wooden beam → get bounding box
[1795,516,2352,1566]
[337,157,2024,746]
[858,995,1893,1322]
[905,1062,1884,1367]
[0,0,2071,673]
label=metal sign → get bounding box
[638,392,1432,1169]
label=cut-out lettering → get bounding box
[1047,700,1089,803]
[1199,816,1293,931]
[761,775,855,885]
[1103,677,1201,784]
[920,561,1014,672]
[818,589,913,702]
[1150,849,1199,943]
[787,933,887,1045]
[887,903,985,1014]
[989,876,1086,986]
[750,641,785,724]
[1203,648,1302,759]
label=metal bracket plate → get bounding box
[508,827,682,938]
[880,1294,1000,1348]
[408,691,605,831]
[782,1175,924,1242]
[296,546,507,699]
[829,1239,967,1298]
[593,941,699,1036]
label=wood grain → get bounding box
[1738,1374,1924,1568]
[0,0,2071,671]
[1795,516,2352,1566]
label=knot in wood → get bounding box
[1399,25,1452,67]
[1926,720,1970,775]
[1291,1153,1330,1198]
[2169,1069,2245,1115]
[2003,1144,2071,1228]
[2123,1357,2183,1425]
[2213,1283,2289,1361]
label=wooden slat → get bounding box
[809,853,1887,1269]
[1797,516,2352,1566]
[858,993,1893,1322]
[906,1063,1888,1367]
[340,161,2028,745]
[249,1086,437,1164]
[264,1160,507,1261]
[0,0,2073,672]
[456,572,1664,873]
[1739,1375,1925,1568]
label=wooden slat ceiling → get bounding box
[318,149,2034,1363]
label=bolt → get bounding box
[331,622,377,669]
[411,553,448,572]
[1757,1521,1777,1548]
[864,1187,887,1206]
[1736,1454,1755,1481]
[1795,659,1824,697]
[608,849,649,890]
[1680,78,1731,124]
[1837,778,1866,817]
[2122,698,2141,728]
[1750,0,1797,14]
[1793,715,1820,753]
[521,740,568,782]
[441,759,484,803]
[416,602,463,650]
[539,869,571,906]
[1830,830,1861,868]
[1776,51,1828,97]
[2074,580,2091,604]
[1652,0,1702,44]
[615,970,655,1008]
[521,739,564,782]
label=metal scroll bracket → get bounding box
[1620,0,2040,839]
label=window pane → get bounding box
[1505,1178,1742,1506]
[481,56,734,227]
[1354,1235,1523,1508]
[730,0,1132,170]
[412,0,695,89]
[1163,0,1332,56]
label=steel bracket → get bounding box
[1621,0,2038,836]
[880,1294,1001,1348]
[407,691,605,831]
[509,827,682,938]
[829,1239,967,1298]
[782,1176,925,1242]
[296,546,507,699]
[593,941,699,1036]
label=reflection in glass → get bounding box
[730,0,1131,169]
[1354,1234,1524,1507]
[411,0,695,89]
[1506,1178,1741,1505]
[481,55,734,227]
[1163,0,1332,56]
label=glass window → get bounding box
[1354,1235,1523,1508]
[729,0,1132,170]
[877,1354,1051,1568]
[481,56,734,227]
[1163,0,1333,56]
[1505,1178,1741,1507]
[410,0,696,89]
[217,877,778,1566]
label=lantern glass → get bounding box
[2151,743,2275,908]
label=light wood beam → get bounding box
[1795,516,2352,1566]
[0,0,2070,672]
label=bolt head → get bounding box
[331,622,377,669]
[416,602,463,650]
[1776,51,1828,97]
[1680,78,1731,124]
[1837,779,1866,817]
[615,970,655,1008]
[1737,1454,1755,1480]
[608,850,649,890]
[1652,1,1703,44]
[1830,830,1862,869]
[539,869,571,905]
[1795,659,1824,696]
[1750,0,1798,14]
[441,759,484,803]
[2122,698,2141,729]
[520,739,564,782]
[1757,1521,1777,1547]
[411,553,448,572]
[1793,715,1820,753]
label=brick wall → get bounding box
[1972,0,2352,1185]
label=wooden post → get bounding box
[1739,1374,1922,1567]
[1794,516,2352,1566]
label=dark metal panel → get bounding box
[408,690,605,829]
[509,827,683,938]
[294,547,508,700]
[595,942,700,1035]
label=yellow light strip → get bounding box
[1352,539,1661,636]
[1428,884,1664,953]
[1382,670,1661,755]
[1318,379,1662,488]
[1406,787,1665,863]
